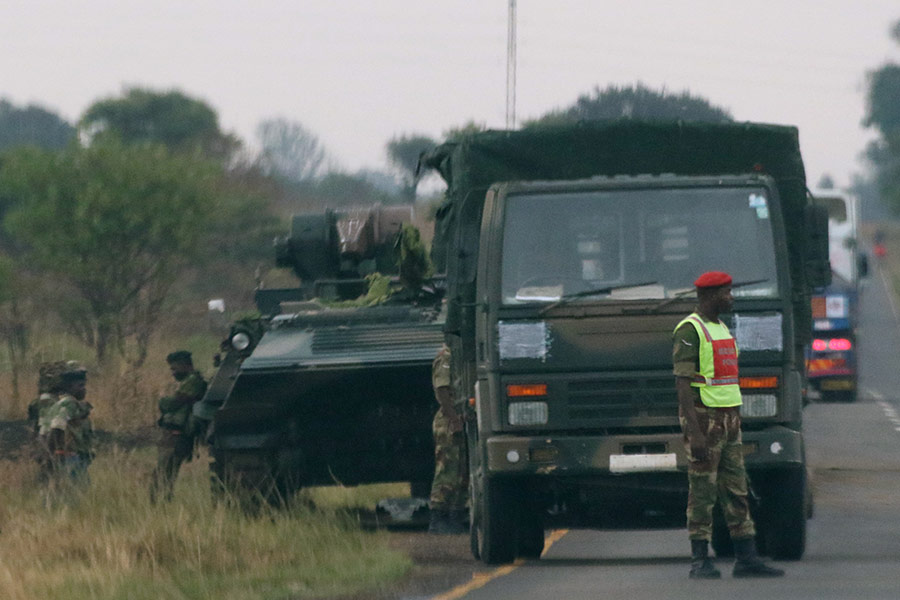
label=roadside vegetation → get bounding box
[0,451,410,600]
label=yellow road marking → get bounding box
[431,529,570,600]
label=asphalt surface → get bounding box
[431,267,900,600]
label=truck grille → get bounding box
[565,376,678,424]
[311,325,444,363]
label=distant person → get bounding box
[427,343,469,534]
[673,271,784,579]
[150,351,207,502]
[28,361,67,481]
[38,361,93,485]
[28,361,66,435]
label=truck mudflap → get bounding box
[485,426,804,476]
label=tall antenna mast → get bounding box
[506,0,517,130]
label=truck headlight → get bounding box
[741,394,777,418]
[508,401,548,425]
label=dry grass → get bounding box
[0,450,411,600]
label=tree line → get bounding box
[0,88,454,392]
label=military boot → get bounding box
[732,537,785,578]
[689,539,721,579]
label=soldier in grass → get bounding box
[428,343,469,534]
[28,361,68,481]
[38,361,94,484]
[150,350,208,503]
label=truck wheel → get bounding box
[517,507,545,559]
[471,475,517,564]
[761,469,807,560]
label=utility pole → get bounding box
[506,0,517,130]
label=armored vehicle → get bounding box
[197,206,445,501]
[424,121,830,563]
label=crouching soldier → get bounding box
[150,351,207,503]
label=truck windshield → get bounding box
[501,186,779,304]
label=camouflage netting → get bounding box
[396,222,432,290]
[422,119,813,339]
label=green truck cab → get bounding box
[424,121,829,564]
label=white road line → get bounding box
[876,400,900,431]
[865,388,885,401]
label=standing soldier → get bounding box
[428,343,469,534]
[38,361,93,484]
[674,271,784,579]
[150,350,207,503]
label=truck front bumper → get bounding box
[485,426,804,477]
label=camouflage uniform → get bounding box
[674,321,755,542]
[29,361,69,478]
[150,370,207,502]
[429,345,468,513]
[38,391,94,482]
[28,361,68,433]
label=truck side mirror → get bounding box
[804,204,831,288]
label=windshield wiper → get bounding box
[641,278,770,314]
[538,281,658,316]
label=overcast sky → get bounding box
[2,1,898,188]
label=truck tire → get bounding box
[761,469,807,560]
[471,475,517,564]
[517,507,545,559]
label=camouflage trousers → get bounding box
[680,404,756,541]
[150,430,194,503]
[429,408,468,512]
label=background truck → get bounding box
[423,121,830,564]
[806,189,868,402]
[197,205,445,504]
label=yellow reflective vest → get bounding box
[675,313,742,408]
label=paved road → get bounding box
[442,268,900,600]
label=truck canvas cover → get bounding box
[423,120,812,336]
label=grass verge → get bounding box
[0,449,411,600]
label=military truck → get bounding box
[423,121,830,564]
[197,205,445,502]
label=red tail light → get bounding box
[812,338,852,352]
[828,338,852,351]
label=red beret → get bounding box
[694,271,732,288]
